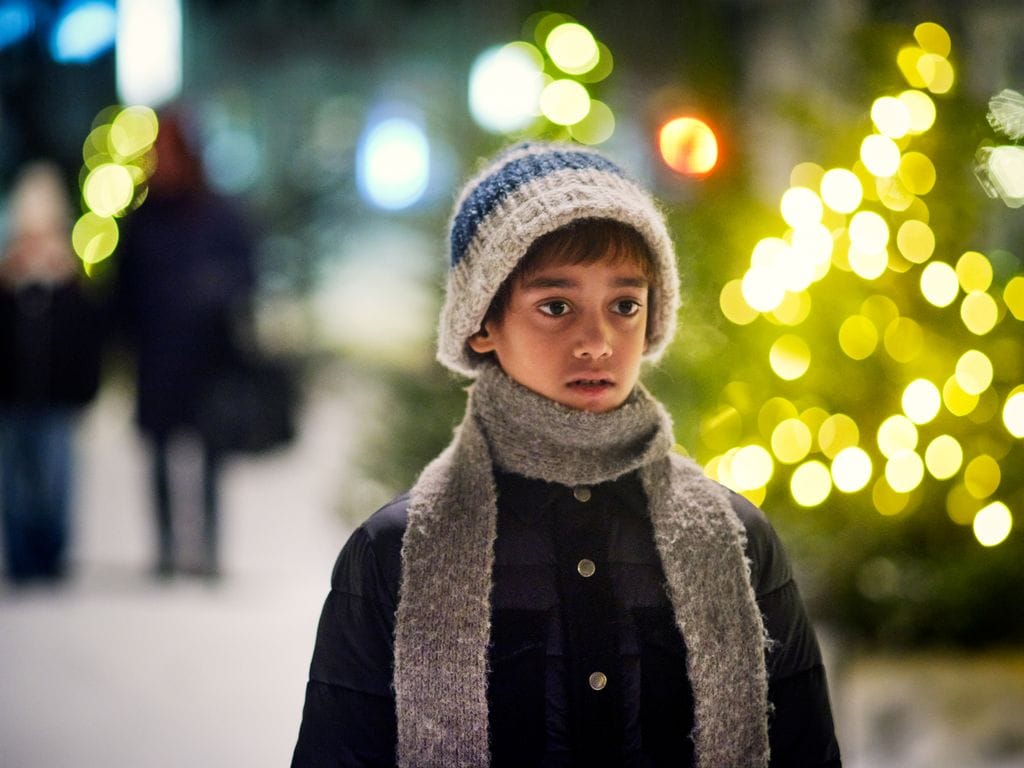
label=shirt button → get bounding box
[588,671,608,691]
[573,485,592,502]
[577,558,596,578]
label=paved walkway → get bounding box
[1,372,366,768]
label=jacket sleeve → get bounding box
[731,494,843,768]
[291,499,407,768]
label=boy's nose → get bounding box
[574,317,613,359]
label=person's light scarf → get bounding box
[394,364,769,767]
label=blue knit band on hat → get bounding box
[437,141,680,378]
[449,148,626,267]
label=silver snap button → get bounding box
[577,559,596,578]
[588,671,608,691]
[573,486,592,502]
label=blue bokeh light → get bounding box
[50,0,117,63]
[0,0,34,51]
[356,115,430,211]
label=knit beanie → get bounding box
[437,141,681,377]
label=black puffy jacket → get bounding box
[293,469,842,767]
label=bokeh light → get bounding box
[1005,277,1024,320]
[1004,389,1024,438]
[964,454,1001,499]
[902,378,941,424]
[871,96,911,139]
[898,152,936,195]
[956,251,993,292]
[730,445,774,491]
[544,22,599,75]
[920,261,959,306]
[771,418,812,464]
[883,317,923,362]
[780,187,823,228]
[960,291,999,335]
[838,315,878,360]
[898,89,936,133]
[885,449,925,493]
[896,219,935,263]
[832,447,873,493]
[659,116,718,176]
[973,502,1013,547]
[719,279,759,325]
[791,460,832,507]
[468,43,545,133]
[925,434,963,480]
[819,414,859,459]
[943,376,979,417]
[50,0,116,63]
[569,99,615,145]
[83,163,135,217]
[769,334,811,380]
[955,349,994,395]
[540,79,591,125]
[860,134,901,177]
[877,414,919,458]
[820,168,863,213]
[356,115,430,210]
[873,478,910,516]
[72,212,119,264]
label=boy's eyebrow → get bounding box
[520,275,649,289]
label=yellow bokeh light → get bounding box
[955,349,994,395]
[719,279,759,325]
[956,251,993,292]
[1004,390,1024,438]
[577,40,613,84]
[871,96,911,139]
[942,375,979,416]
[780,186,823,228]
[790,223,833,280]
[876,176,915,213]
[925,434,963,480]
[883,317,923,363]
[848,210,890,251]
[741,267,785,313]
[1004,276,1024,320]
[902,378,941,424]
[914,21,951,57]
[539,79,591,125]
[83,163,135,217]
[877,414,918,458]
[896,219,935,264]
[72,212,119,264]
[832,446,873,493]
[919,53,955,95]
[771,418,812,464]
[897,46,928,89]
[758,396,798,439]
[898,89,936,133]
[860,134,901,177]
[969,388,1000,426]
[730,445,774,491]
[545,22,599,75]
[790,161,825,189]
[569,98,615,145]
[898,152,936,196]
[848,245,888,281]
[769,334,811,380]
[973,502,1012,547]
[862,294,900,327]
[820,168,863,213]
[920,261,959,307]
[873,478,910,516]
[885,449,925,493]
[801,407,829,439]
[790,460,832,507]
[947,484,982,525]
[964,454,1001,499]
[109,105,159,161]
[819,413,859,459]
[838,315,878,360]
[770,290,812,326]
[960,291,999,335]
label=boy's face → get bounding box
[469,249,650,413]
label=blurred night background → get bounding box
[2,0,1024,766]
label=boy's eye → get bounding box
[613,299,642,316]
[539,300,571,317]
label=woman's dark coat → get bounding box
[293,470,842,767]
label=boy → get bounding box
[292,142,841,767]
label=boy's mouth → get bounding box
[567,378,614,389]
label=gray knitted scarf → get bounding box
[394,364,769,767]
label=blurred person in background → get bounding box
[115,109,255,580]
[0,160,105,585]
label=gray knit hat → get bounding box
[437,141,681,377]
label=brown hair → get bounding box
[481,218,654,329]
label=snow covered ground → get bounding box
[1,374,363,768]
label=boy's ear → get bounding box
[468,325,497,354]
